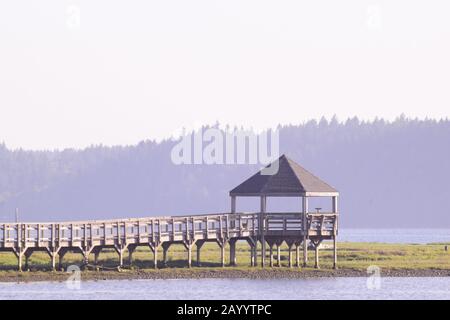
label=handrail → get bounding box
[0,212,338,246]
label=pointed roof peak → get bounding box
[230,155,338,197]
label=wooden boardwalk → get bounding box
[0,212,338,271]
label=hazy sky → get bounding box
[1,0,449,150]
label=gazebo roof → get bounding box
[229,154,338,197]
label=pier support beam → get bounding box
[260,196,267,268]
[332,195,338,269]
[295,242,301,268]
[229,239,237,266]
[286,240,295,268]
[114,244,128,267]
[333,236,338,269]
[162,243,171,267]
[24,250,32,271]
[266,239,275,268]
[12,247,27,272]
[276,242,281,267]
[250,246,255,266]
[246,238,257,267]
[149,242,160,269]
[127,245,137,266]
[302,196,309,267]
[217,239,227,267]
[311,239,322,269]
[82,249,89,266]
[58,248,67,271]
[195,241,205,267]
[269,244,274,267]
[46,247,61,271]
[183,240,196,268]
[81,246,97,267]
[92,247,102,266]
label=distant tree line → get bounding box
[1,116,449,227]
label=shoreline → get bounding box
[1,268,449,283]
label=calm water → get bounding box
[0,277,450,300]
[339,228,450,244]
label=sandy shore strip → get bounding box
[0,268,449,283]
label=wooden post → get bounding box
[302,196,308,267]
[247,238,256,267]
[128,246,135,265]
[332,196,338,213]
[183,241,195,268]
[17,249,24,272]
[260,196,266,267]
[250,245,255,267]
[229,239,237,266]
[188,244,192,268]
[253,241,258,266]
[118,249,123,267]
[25,252,30,271]
[114,244,125,267]
[94,250,100,265]
[58,249,66,271]
[17,223,21,249]
[288,243,293,268]
[231,196,236,213]
[269,244,274,267]
[218,240,226,267]
[37,224,41,247]
[82,248,89,265]
[153,244,158,269]
[333,236,337,269]
[196,241,204,266]
[276,244,281,267]
[296,243,300,267]
[314,242,320,269]
[332,195,338,269]
[162,243,170,267]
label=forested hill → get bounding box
[1,117,449,228]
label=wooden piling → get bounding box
[229,239,237,266]
[196,241,204,267]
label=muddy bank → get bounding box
[0,267,449,283]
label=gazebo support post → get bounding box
[302,196,309,267]
[313,240,322,269]
[287,240,294,268]
[295,241,301,267]
[269,244,274,267]
[231,196,236,213]
[332,196,338,269]
[260,196,267,268]
[333,236,337,269]
[276,242,281,267]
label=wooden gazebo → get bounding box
[229,154,339,269]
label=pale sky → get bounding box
[1,0,449,150]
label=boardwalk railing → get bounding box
[0,212,338,270]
